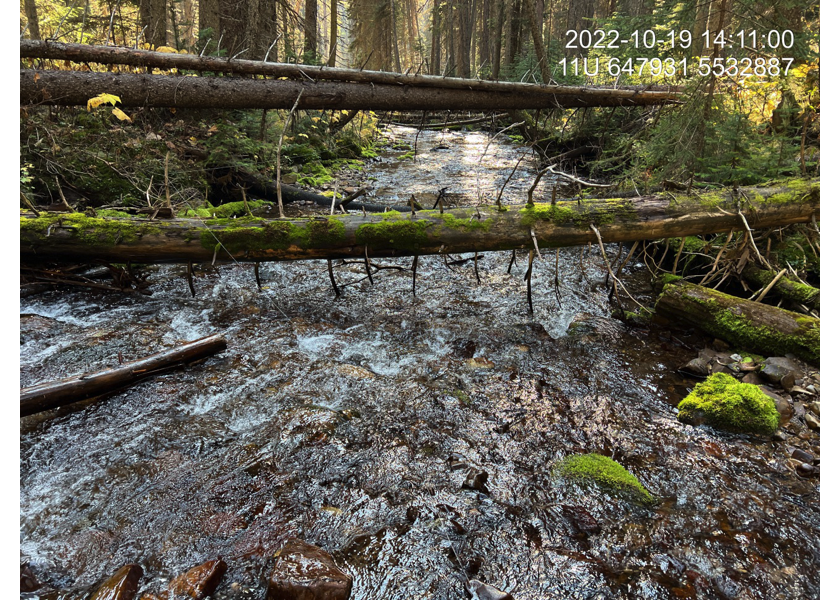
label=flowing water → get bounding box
[20,125,819,599]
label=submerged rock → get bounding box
[468,579,514,600]
[462,468,490,494]
[551,453,655,505]
[267,538,351,600]
[677,372,780,435]
[89,564,143,600]
[140,559,226,600]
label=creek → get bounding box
[20,125,819,599]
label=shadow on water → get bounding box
[20,125,818,599]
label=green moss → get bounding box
[95,209,133,219]
[197,216,347,254]
[661,282,819,363]
[20,212,162,245]
[181,208,212,218]
[552,453,655,505]
[519,200,636,228]
[677,372,780,435]
[211,199,271,218]
[659,273,683,285]
[356,218,430,251]
[442,213,492,232]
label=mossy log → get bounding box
[20,334,227,416]
[20,182,818,266]
[655,278,819,364]
[742,265,820,309]
[21,69,678,111]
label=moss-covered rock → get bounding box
[552,453,655,505]
[677,372,780,435]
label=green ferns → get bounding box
[677,372,780,435]
[552,453,655,505]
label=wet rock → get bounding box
[805,414,820,430]
[762,389,792,423]
[281,173,298,184]
[335,364,376,379]
[796,462,816,477]
[810,401,820,416]
[772,431,787,442]
[791,448,814,464]
[468,579,514,600]
[447,453,470,470]
[89,565,143,600]
[678,358,709,377]
[267,538,351,600]
[21,563,41,592]
[761,358,802,390]
[561,505,601,536]
[142,559,227,599]
[741,372,763,385]
[462,468,490,494]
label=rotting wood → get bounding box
[20,334,227,417]
[20,41,682,102]
[655,277,818,364]
[20,182,819,266]
[21,69,680,111]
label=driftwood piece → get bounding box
[20,334,227,416]
[20,182,819,265]
[21,69,679,112]
[655,278,819,364]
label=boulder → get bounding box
[267,538,351,600]
[89,564,143,600]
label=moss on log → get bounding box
[742,265,820,309]
[655,278,819,364]
[20,181,819,265]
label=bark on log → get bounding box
[20,182,819,265]
[21,69,679,111]
[655,278,819,364]
[742,265,820,309]
[20,41,681,103]
[20,335,227,416]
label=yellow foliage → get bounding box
[112,107,132,122]
[155,46,178,53]
[86,93,121,112]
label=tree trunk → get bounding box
[505,0,522,69]
[24,0,40,40]
[304,0,318,62]
[565,0,595,57]
[491,0,505,80]
[140,0,168,48]
[390,0,402,72]
[430,0,441,75]
[199,0,221,52]
[20,335,227,417]
[328,0,338,66]
[20,42,683,98]
[655,278,819,364]
[20,182,819,267]
[523,0,550,83]
[21,69,681,110]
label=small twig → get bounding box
[699,230,733,286]
[412,255,419,296]
[529,228,543,260]
[671,237,686,275]
[753,268,787,303]
[364,245,374,285]
[507,250,517,274]
[738,205,773,270]
[186,261,196,297]
[20,192,40,216]
[164,151,171,208]
[254,262,262,291]
[525,250,534,313]
[327,259,340,298]
[276,89,304,217]
[473,252,481,285]
[589,224,647,311]
[54,176,72,210]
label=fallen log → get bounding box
[20,334,227,416]
[21,69,679,111]
[655,277,818,364]
[20,41,682,103]
[742,265,820,309]
[20,181,818,265]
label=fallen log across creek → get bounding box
[655,278,819,364]
[20,334,227,417]
[21,68,680,112]
[20,181,818,265]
